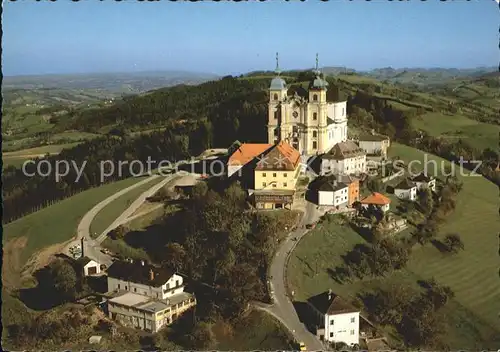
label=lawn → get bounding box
[3,176,149,263]
[412,112,500,150]
[288,143,500,349]
[89,176,165,237]
[214,310,294,350]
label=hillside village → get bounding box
[37,56,460,351]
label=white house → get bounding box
[321,141,366,176]
[107,291,196,333]
[359,192,391,213]
[317,181,349,208]
[357,132,390,158]
[77,256,101,276]
[107,260,185,300]
[307,290,360,346]
[409,172,436,192]
[394,179,418,201]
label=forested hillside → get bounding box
[3,73,499,223]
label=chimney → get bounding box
[149,269,154,281]
[328,289,332,301]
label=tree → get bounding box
[109,225,128,240]
[50,260,77,301]
[443,233,464,253]
[417,187,433,215]
[188,322,216,349]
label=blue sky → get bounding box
[3,0,498,76]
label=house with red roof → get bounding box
[359,192,391,212]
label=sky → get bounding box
[3,0,499,76]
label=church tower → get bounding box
[307,54,329,153]
[267,52,287,145]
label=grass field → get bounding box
[214,310,293,350]
[288,143,500,349]
[3,176,149,263]
[3,142,82,168]
[89,177,165,237]
[412,112,500,150]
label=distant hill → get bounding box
[364,67,497,86]
[2,70,220,94]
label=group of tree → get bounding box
[362,280,454,348]
[411,177,463,246]
[333,238,411,282]
[115,181,295,321]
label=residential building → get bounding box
[317,180,349,208]
[107,291,196,333]
[357,132,390,158]
[252,141,301,210]
[337,174,361,206]
[409,172,436,191]
[359,192,391,212]
[77,256,101,276]
[394,179,418,201]
[267,53,348,156]
[321,141,366,176]
[307,290,360,346]
[227,143,272,177]
[107,260,185,300]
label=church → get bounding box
[267,54,348,157]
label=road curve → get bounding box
[264,201,327,351]
[76,175,160,242]
[95,174,179,243]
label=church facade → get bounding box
[267,54,348,156]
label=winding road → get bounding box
[68,164,327,349]
[256,201,327,351]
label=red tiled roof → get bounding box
[228,143,273,166]
[360,192,391,205]
[255,141,301,171]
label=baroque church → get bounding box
[267,53,348,156]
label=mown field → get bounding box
[3,176,149,264]
[288,143,500,349]
[89,176,165,237]
[412,112,500,150]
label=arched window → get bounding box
[313,112,317,120]
[313,94,318,101]
[273,93,278,101]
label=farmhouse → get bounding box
[357,132,390,158]
[107,260,185,300]
[409,172,436,191]
[252,141,301,210]
[107,290,196,333]
[359,192,391,212]
[321,141,366,176]
[394,179,418,201]
[317,180,349,208]
[307,290,360,346]
[76,256,101,276]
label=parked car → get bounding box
[299,342,307,351]
[305,223,315,229]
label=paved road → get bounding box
[95,174,179,243]
[264,200,328,351]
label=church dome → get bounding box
[270,76,287,90]
[310,75,329,89]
